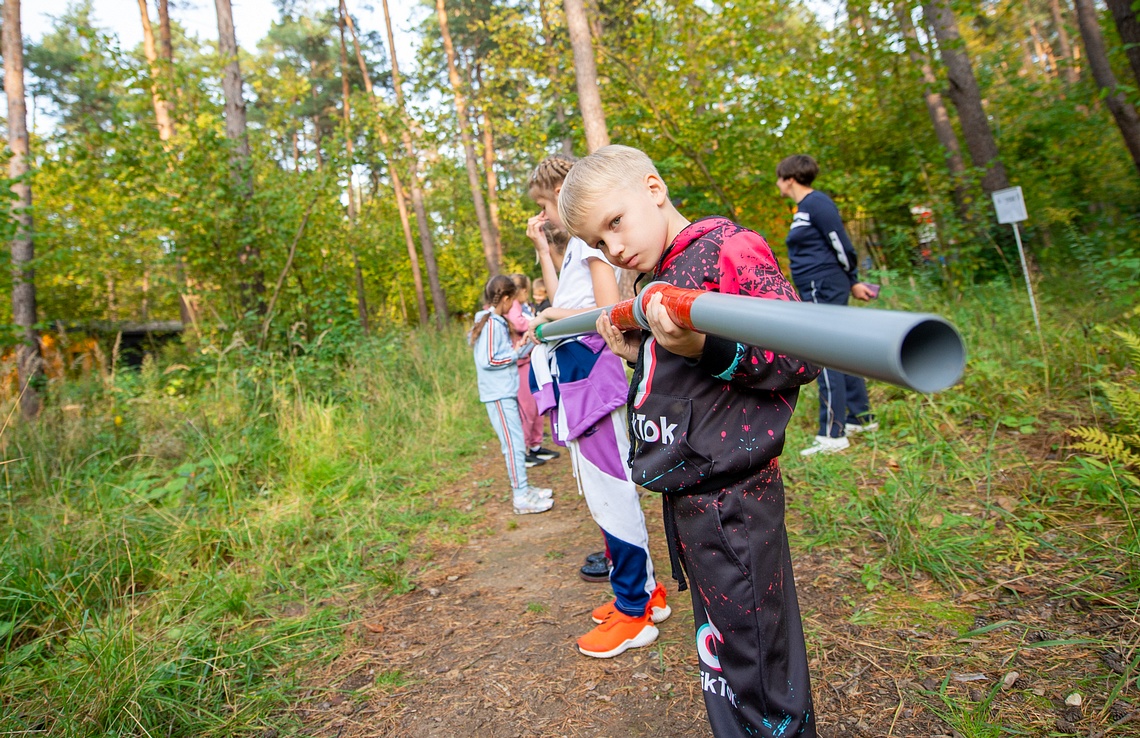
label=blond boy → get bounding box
[561,145,821,738]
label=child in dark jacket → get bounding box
[561,145,822,738]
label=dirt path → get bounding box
[296,447,1137,737]
[297,451,709,737]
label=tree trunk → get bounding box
[895,1,970,216]
[473,65,503,252]
[142,268,150,321]
[342,0,433,326]
[1030,18,1057,77]
[562,0,638,297]
[538,0,574,155]
[157,0,173,64]
[337,6,370,333]
[214,0,252,194]
[215,0,262,309]
[1106,0,1140,88]
[137,0,175,141]
[1050,0,1080,83]
[563,0,610,152]
[378,0,447,326]
[1075,0,1140,174]
[481,114,503,256]
[436,0,500,276]
[924,0,1011,194]
[4,0,42,418]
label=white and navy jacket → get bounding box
[785,190,860,286]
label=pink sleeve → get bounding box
[505,300,529,333]
[716,228,801,302]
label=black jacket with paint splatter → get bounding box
[627,217,821,496]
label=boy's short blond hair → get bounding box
[558,145,663,237]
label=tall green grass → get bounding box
[0,327,489,735]
[785,271,1140,596]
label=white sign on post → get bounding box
[992,186,1028,225]
[992,185,1041,339]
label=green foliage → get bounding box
[1069,328,1140,471]
[788,269,1138,592]
[0,327,490,735]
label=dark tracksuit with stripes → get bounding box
[627,217,820,737]
[785,190,872,438]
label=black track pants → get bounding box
[795,272,872,438]
[672,463,815,737]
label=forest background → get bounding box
[2,0,1140,735]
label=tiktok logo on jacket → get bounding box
[697,613,738,708]
[628,336,714,494]
[631,411,677,444]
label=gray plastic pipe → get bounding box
[535,282,966,393]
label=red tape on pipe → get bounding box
[606,284,703,332]
[609,300,638,331]
[648,284,700,331]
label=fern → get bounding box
[1068,328,1140,469]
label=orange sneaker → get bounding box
[591,582,671,624]
[577,611,659,658]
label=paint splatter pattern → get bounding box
[628,216,821,496]
[642,216,818,735]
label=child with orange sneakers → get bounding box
[525,154,669,658]
[471,274,554,516]
[561,145,821,737]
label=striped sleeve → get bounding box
[485,318,515,367]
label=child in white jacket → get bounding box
[472,275,554,515]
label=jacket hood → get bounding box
[656,216,735,276]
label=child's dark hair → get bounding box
[776,154,819,186]
[471,274,518,343]
[528,154,576,196]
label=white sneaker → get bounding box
[513,490,554,515]
[528,485,553,500]
[800,435,850,456]
[845,421,879,434]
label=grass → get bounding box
[786,273,1140,598]
[0,326,490,736]
[2,263,1138,736]
[783,270,1140,734]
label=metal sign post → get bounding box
[992,186,1041,337]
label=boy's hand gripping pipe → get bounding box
[534,282,966,393]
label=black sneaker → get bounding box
[585,551,607,565]
[532,446,562,460]
[524,452,546,468]
[579,559,611,582]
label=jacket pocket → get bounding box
[629,394,714,494]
